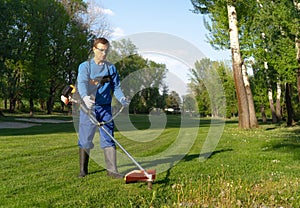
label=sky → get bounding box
[89,0,231,95]
[97,0,231,61]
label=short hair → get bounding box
[93,37,109,48]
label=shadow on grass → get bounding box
[262,123,300,160]
[117,148,233,186]
[88,169,106,175]
[155,149,234,186]
[265,137,300,159]
[183,148,234,161]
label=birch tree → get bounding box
[228,4,250,128]
[191,0,258,128]
[294,0,300,103]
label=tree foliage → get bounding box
[109,40,168,114]
[189,58,235,117]
[191,0,300,125]
[0,0,94,114]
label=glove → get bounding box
[83,96,95,109]
[120,97,130,107]
[60,95,69,105]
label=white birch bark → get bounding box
[227,3,250,128]
[275,81,282,121]
[242,63,258,127]
[264,61,277,123]
[294,1,300,103]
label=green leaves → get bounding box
[0,0,91,113]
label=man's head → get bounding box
[92,37,110,64]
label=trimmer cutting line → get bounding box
[61,85,156,189]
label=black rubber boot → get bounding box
[78,148,90,178]
[104,146,123,179]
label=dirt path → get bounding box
[0,122,40,129]
[0,118,72,129]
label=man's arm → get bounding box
[77,62,90,98]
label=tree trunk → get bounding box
[285,83,295,126]
[297,68,300,103]
[47,97,53,114]
[227,3,250,129]
[4,99,7,110]
[268,87,277,123]
[264,61,277,123]
[275,81,282,121]
[260,104,267,123]
[29,98,34,117]
[47,84,56,114]
[40,99,45,111]
[242,63,258,127]
[295,2,300,102]
[9,97,16,113]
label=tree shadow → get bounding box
[266,137,300,159]
[262,125,300,160]
[117,148,233,186]
[183,148,234,162]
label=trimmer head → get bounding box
[124,169,156,187]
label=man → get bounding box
[76,37,128,178]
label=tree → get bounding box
[166,91,181,113]
[251,0,299,125]
[0,0,29,112]
[0,0,110,115]
[83,0,112,37]
[293,0,300,117]
[108,39,167,114]
[182,94,197,117]
[191,0,258,128]
[190,59,213,117]
[22,0,61,115]
[228,3,255,128]
[46,1,91,114]
[189,58,234,118]
[217,61,237,118]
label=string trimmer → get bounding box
[61,85,156,189]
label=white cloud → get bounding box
[98,7,114,16]
[89,6,114,16]
[86,0,114,16]
[111,27,125,39]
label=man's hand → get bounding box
[120,97,130,107]
[83,96,95,109]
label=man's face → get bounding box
[93,43,109,63]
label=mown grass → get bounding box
[0,114,299,207]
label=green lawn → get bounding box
[0,114,299,207]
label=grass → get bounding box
[0,113,299,207]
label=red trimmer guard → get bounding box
[124,169,156,184]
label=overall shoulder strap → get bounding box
[104,62,113,87]
[88,59,91,76]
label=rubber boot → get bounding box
[78,148,90,178]
[104,146,123,179]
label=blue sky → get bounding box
[98,0,231,61]
[87,0,231,95]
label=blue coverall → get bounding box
[76,59,125,149]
